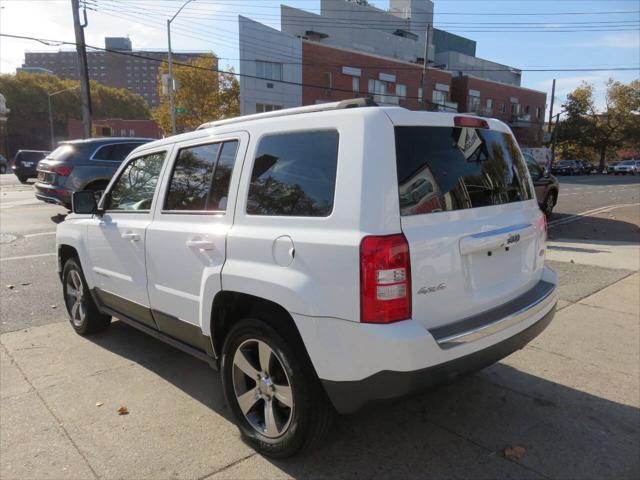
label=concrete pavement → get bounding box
[1,273,638,479]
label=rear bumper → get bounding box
[34,183,71,208]
[295,267,557,414]
[323,305,555,413]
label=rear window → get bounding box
[395,126,532,216]
[18,151,47,162]
[247,130,339,217]
[45,144,76,162]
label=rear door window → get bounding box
[247,130,339,217]
[93,143,143,161]
[395,126,532,216]
[163,140,239,212]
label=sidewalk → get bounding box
[1,274,639,480]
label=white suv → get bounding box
[57,100,557,457]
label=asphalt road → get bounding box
[1,172,639,334]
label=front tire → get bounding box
[221,318,333,458]
[62,258,111,335]
[542,192,555,217]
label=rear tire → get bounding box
[62,258,111,335]
[18,176,29,183]
[0,165,6,174]
[221,318,333,458]
[543,192,555,217]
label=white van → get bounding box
[57,99,557,457]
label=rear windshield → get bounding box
[45,144,76,162]
[395,126,532,216]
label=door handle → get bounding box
[121,232,141,241]
[186,239,216,251]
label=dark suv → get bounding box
[35,138,152,208]
[12,150,49,182]
[524,153,559,216]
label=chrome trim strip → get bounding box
[470,223,531,238]
[436,283,557,348]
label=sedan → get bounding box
[613,160,637,175]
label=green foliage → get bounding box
[0,72,150,155]
[557,79,640,168]
[152,55,240,133]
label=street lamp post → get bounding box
[47,86,80,150]
[167,0,196,136]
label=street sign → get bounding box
[175,107,187,113]
[543,132,552,143]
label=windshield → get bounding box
[621,160,635,165]
[45,144,76,162]
[395,126,532,216]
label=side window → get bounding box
[164,140,238,212]
[107,152,165,211]
[525,155,542,179]
[93,143,141,161]
[247,130,339,217]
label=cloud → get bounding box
[572,32,640,49]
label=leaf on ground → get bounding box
[117,405,129,415]
[50,305,57,309]
[503,445,526,461]
[95,401,104,407]
[19,282,31,286]
[6,285,15,289]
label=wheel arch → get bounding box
[210,291,319,378]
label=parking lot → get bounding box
[1,172,639,479]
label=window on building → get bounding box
[256,103,282,113]
[511,103,521,116]
[486,99,494,112]
[352,76,360,93]
[525,105,530,114]
[256,60,282,81]
[536,107,542,119]
[323,72,332,89]
[368,79,388,103]
[467,96,481,113]
[129,129,135,136]
[499,102,506,113]
[120,129,127,136]
[432,89,447,106]
[418,87,424,102]
[396,84,407,100]
[247,130,339,217]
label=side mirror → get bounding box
[543,167,550,177]
[72,190,97,215]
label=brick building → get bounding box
[68,118,163,140]
[451,76,546,146]
[301,42,456,111]
[22,37,214,108]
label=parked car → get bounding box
[56,101,557,457]
[551,160,582,176]
[613,160,637,175]
[35,138,152,208]
[607,161,620,174]
[11,149,49,182]
[577,160,594,175]
[0,154,8,174]
[524,153,559,217]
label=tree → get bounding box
[558,79,640,170]
[0,72,150,155]
[152,55,239,133]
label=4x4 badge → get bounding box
[418,283,446,295]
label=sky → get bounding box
[1,0,638,118]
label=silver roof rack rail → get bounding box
[197,98,378,130]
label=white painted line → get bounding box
[23,231,56,238]
[549,203,640,228]
[0,252,56,262]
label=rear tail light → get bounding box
[51,165,73,176]
[360,234,411,323]
[454,116,489,129]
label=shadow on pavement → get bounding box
[50,213,67,224]
[549,212,640,243]
[88,320,639,479]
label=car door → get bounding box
[85,149,168,328]
[145,133,247,348]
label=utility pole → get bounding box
[167,0,196,136]
[550,112,561,164]
[47,86,80,149]
[547,78,556,133]
[71,0,92,138]
[419,23,431,110]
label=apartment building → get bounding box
[22,37,213,108]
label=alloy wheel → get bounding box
[65,269,86,327]
[232,338,294,438]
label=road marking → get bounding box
[0,252,56,262]
[23,231,56,238]
[549,203,640,228]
